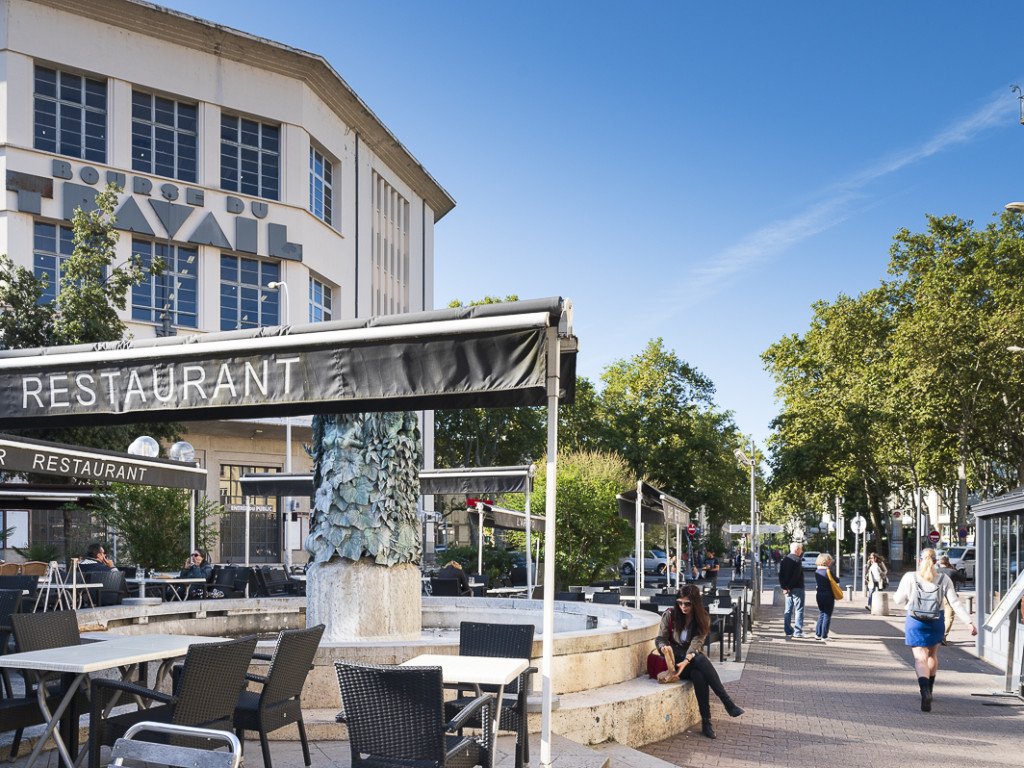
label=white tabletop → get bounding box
[400,653,528,688]
[709,605,735,615]
[127,577,207,584]
[486,587,528,596]
[0,633,220,674]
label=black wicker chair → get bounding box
[335,661,494,768]
[0,575,38,609]
[87,635,259,768]
[0,588,22,697]
[233,624,325,768]
[445,621,536,768]
[591,591,620,604]
[430,577,461,596]
[84,570,129,606]
[10,611,92,757]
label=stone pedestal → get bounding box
[307,557,421,642]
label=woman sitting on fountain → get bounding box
[655,583,744,739]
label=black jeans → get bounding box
[671,643,730,720]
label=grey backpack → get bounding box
[908,575,943,621]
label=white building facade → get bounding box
[0,0,452,562]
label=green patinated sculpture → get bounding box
[304,411,422,565]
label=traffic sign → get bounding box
[957,527,968,540]
[687,523,697,536]
[850,515,867,534]
[928,530,941,544]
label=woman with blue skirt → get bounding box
[893,547,976,711]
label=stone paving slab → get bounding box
[639,590,1024,768]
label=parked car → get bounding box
[800,551,821,570]
[618,549,668,576]
[942,546,976,581]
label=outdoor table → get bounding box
[127,577,207,601]
[0,633,220,768]
[400,653,529,768]
[486,586,528,597]
[709,604,741,662]
[34,580,102,612]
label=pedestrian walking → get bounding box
[779,542,806,638]
[866,552,887,610]
[892,547,977,711]
[813,552,837,640]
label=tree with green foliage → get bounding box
[764,210,1024,562]
[596,338,750,538]
[90,484,221,571]
[0,183,180,557]
[507,450,634,588]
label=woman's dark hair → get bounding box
[193,547,207,560]
[672,584,710,637]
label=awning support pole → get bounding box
[526,489,533,596]
[635,481,642,609]
[540,327,560,768]
[477,502,485,576]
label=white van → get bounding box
[942,546,975,581]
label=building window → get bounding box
[131,240,199,329]
[131,91,198,182]
[33,222,75,304]
[220,255,280,330]
[309,277,333,322]
[34,65,107,163]
[220,114,279,200]
[309,147,334,226]
[371,172,410,315]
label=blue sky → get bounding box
[159,1,1024,450]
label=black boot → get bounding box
[918,676,932,712]
[722,697,744,717]
[928,675,935,692]
[701,719,717,739]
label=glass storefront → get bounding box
[219,464,280,563]
[981,510,1023,615]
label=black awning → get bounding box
[617,481,691,527]
[419,466,533,495]
[0,483,97,510]
[0,433,206,489]
[240,465,535,499]
[0,298,576,428]
[466,501,545,532]
[240,472,311,498]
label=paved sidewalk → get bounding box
[640,590,1024,768]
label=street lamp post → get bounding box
[734,442,759,610]
[268,280,292,567]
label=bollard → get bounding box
[870,592,890,616]
[845,585,853,602]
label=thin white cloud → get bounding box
[689,88,1013,294]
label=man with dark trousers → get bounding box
[779,542,806,638]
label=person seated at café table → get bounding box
[437,559,472,596]
[79,542,116,573]
[169,547,213,599]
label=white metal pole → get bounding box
[270,280,292,568]
[189,491,196,557]
[525,489,533,597]
[244,497,251,566]
[675,523,681,590]
[749,439,757,605]
[540,327,559,768]
[630,483,638,610]
[476,503,485,577]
